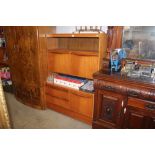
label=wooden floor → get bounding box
[4,92,91,129]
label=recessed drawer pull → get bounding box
[124,108,126,114]
[121,101,124,107]
[145,104,155,110]
[101,85,115,91]
[128,90,138,97]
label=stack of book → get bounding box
[80,80,94,93]
[53,74,87,90]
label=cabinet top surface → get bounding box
[46,33,106,38]
[93,70,155,87]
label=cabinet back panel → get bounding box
[48,38,99,52]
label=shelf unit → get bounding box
[0,27,8,65]
[46,33,107,124]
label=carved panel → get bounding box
[101,96,117,122]
[94,78,155,101]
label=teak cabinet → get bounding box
[46,33,107,124]
[4,26,55,109]
[46,83,94,124]
[93,70,155,129]
[47,33,107,79]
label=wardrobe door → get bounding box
[5,26,44,109]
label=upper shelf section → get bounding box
[46,33,106,38]
[48,49,99,56]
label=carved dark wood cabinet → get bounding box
[93,70,155,129]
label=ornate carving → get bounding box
[94,73,155,101]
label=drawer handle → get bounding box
[102,85,115,91]
[128,90,138,97]
[145,104,155,110]
[121,101,124,107]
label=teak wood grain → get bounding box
[45,82,94,124]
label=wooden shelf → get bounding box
[46,33,105,38]
[48,49,99,56]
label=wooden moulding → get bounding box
[46,33,106,38]
[48,49,99,56]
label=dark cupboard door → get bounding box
[124,98,155,129]
[93,90,126,129]
[124,108,148,129]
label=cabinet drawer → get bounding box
[45,84,69,101]
[70,91,94,118]
[46,94,70,110]
[128,97,155,116]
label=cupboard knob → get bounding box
[124,108,126,114]
[106,107,112,115]
[121,101,124,107]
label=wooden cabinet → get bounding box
[4,26,55,109]
[46,83,94,124]
[46,33,107,124]
[93,90,126,128]
[93,70,155,129]
[124,97,155,129]
[47,33,107,79]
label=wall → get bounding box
[56,26,108,33]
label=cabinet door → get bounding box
[93,90,126,128]
[148,117,155,129]
[5,26,45,109]
[15,26,40,86]
[48,52,71,75]
[124,109,148,129]
[124,98,155,129]
[70,53,99,79]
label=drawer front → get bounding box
[70,91,94,118]
[46,94,70,110]
[45,85,69,101]
[128,97,155,116]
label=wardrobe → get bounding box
[4,26,55,109]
